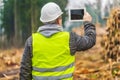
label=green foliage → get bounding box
[19,0,32,43]
[2,0,14,40]
[1,0,67,47]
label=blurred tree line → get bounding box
[0,0,67,48]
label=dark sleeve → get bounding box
[20,37,32,80]
[70,22,96,55]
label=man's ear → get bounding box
[56,18,62,26]
[56,18,60,24]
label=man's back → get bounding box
[20,2,96,80]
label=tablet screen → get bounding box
[69,9,84,21]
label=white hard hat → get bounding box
[40,2,63,23]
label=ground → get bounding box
[0,25,120,80]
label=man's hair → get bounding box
[44,20,56,24]
[43,16,62,24]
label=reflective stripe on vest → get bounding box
[33,62,74,72]
[32,32,75,80]
[33,73,72,80]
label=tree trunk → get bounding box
[14,0,22,47]
[31,0,39,33]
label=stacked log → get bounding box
[101,7,120,62]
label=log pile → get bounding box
[100,7,120,79]
[101,7,120,62]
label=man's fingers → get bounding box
[83,12,92,22]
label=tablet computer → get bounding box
[69,8,85,22]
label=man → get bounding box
[20,2,96,80]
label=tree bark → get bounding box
[31,0,37,33]
[14,0,22,47]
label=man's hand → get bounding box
[83,12,92,22]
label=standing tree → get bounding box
[14,0,22,47]
[31,0,39,32]
[2,0,15,47]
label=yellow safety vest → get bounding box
[32,32,75,80]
